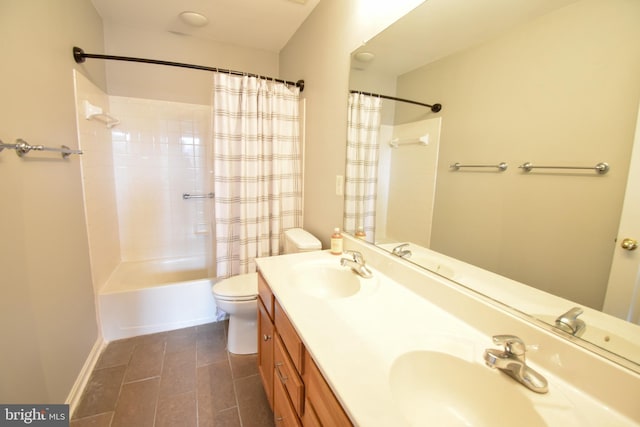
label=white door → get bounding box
[603,104,640,324]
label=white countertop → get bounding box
[256,248,640,426]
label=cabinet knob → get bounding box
[263,334,272,341]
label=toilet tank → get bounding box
[284,228,322,254]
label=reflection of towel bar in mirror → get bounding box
[389,135,429,148]
[0,139,82,158]
[519,162,610,174]
[450,162,508,171]
[84,100,120,128]
[183,192,215,199]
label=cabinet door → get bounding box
[258,299,274,408]
[304,352,352,427]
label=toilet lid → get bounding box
[212,272,258,300]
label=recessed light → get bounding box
[179,11,209,27]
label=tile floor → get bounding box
[70,321,274,427]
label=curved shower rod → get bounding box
[349,89,442,113]
[73,47,305,91]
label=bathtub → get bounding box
[99,256,219,341]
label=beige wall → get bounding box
[101,23,280,105]
[395,0,640,308]
[279,0,423,247]
[0,0,105,403]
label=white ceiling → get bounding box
[91,0,321,52]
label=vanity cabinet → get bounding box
[258,271,278,408]
[257,271,352,427]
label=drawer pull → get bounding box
[263,334,272,341]
[275,361,288,384]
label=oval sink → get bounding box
[389,351,545,426]
[289,261,362,299]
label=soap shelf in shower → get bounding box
[84,100,120,128]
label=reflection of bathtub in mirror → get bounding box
[376,240,640,369]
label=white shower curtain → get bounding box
[212,73,302,277]
[344,93,383,242]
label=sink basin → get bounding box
[389,351,545,426]
[289,260,362,299]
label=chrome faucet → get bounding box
[340,250,373,278]
[483,335,548,393]
[391,243,412,258]
[555,307,585,336]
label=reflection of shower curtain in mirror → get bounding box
[212,73,302,277]
[344,93,382,242]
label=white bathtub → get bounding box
[99,256,219,341]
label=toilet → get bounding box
[211,228,321,354]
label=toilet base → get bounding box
[227,311,257,354]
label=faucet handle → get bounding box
[392,243,409,253]
[492,335,526,356]
[344,250,364,263]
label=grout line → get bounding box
[151,340,167,427]
[227,349,244,427]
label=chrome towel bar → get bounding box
[0,139,83,158]
[183,192,215,199]
[450,162,508,171]
[519,162,609,174]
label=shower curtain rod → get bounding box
[73,47,305,91]
[350,89,441,112]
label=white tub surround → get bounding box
[99,256,217,341]
[256,240,640,426]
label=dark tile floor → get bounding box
[70,321,274,427]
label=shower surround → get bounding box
[74,72,217,340]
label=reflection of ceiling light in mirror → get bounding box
[179,11,209,27]
[354,51,376,62]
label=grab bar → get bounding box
[0,139,83,158]
[519,162,609,174]
[450,162,508,171]
[183,192,214,199]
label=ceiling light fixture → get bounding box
[354,51,376,62]
[179,11,209,27]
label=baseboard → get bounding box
[66,336,107,418]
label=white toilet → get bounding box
[211,228,321,354]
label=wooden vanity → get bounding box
[257,271,352,426]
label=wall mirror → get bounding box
[346,0,640,371]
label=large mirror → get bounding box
[346,0,640,370]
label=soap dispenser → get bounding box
[330,227,343,254]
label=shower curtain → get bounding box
[344,93,383,242]
[212,73,302,277]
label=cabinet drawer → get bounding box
[258,271,274,319]
[275,334,304,417]
[303,352,352,427]
[274,299,304,373]
[274,367,302,427]
[301,398,321,427]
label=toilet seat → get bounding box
[212,272,258,302]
